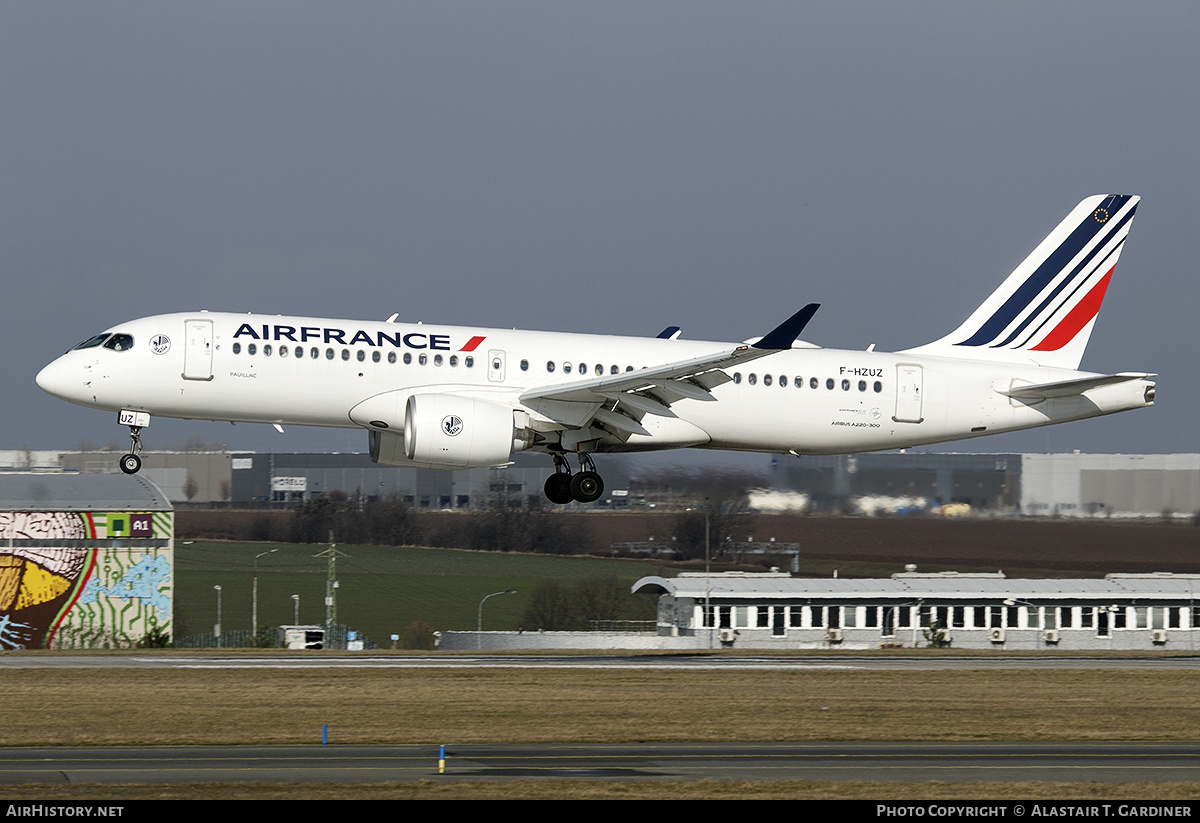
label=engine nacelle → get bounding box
[367,393,530,469]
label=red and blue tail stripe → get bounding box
[906,194,1139,370]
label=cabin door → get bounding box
[893,364,923,423]
[183,319,214,381]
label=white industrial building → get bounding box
[4,449,1199,517]
[630,571,1200,651]
[1020,453,1200,519]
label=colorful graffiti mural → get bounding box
[0,510,172,648]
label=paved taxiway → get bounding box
[3,743,1199,784]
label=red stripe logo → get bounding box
[459,336,487,352]
[1030,268,1113,352]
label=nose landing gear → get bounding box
[117,409,149,475]
[543,453,605,504]
[120,448,142,475]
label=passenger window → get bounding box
[403,353,412,365]
[564,363,573,374]
[434,354,443,366]
[547,361,556,372]
[310,347,319,360]
[419,354,428,366]
[372,351,380,363]
[763,374,772,386]
[810,377,818,389]
[610,365,618,375]
[733,373,742,384]
[841,379,850,391]
[858,380,866,392]
[449,355,457,366]
[874,381,883,393]
[263,344,272,356]
[232,342,241,355]
[748,374,757,385]
[388,352,397,364]
[521,359,529,371]
[325,348,334,360]
[780,375,788,387]
[248,343,257,356]
[465,356,474,368]
[342,349,350,361]
[279,346,289,358]
[595,364,603,376]
[356,350,365,362]
[826,378,834,390]
[295,346,303,358]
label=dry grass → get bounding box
[7,667,1200,745]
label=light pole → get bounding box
[477,589,517,650]
[291,594,300,625]
[705,499,712,650]
[253,549,279,638]
[213,585,222,648]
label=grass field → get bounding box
[8,664,1200,746]
[175,540,667,641]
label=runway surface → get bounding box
[3,653,1200,670]
[3,743,1199,785]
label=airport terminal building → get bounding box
[631,571,1200,651]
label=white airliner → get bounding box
[37,194,1154,504]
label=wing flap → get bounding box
[520,303,821,432]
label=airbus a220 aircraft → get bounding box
[37,194,1155,504]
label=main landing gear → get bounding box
[543,453,605,504]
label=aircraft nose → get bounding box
[36,357,70,399]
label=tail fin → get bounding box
[904,194,1139,370]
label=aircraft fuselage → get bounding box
[36,310,1153,459]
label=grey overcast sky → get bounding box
[3,3,1197,467]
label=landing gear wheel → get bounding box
[544,473,574,505]
[570,471,604,503]
[120,453,142,475]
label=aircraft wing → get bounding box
[520,304,819,436]
[1000,372,1155,399]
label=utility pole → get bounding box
[314,530,349,639]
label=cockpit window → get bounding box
[72,334,110,350]
[102,334,134,352]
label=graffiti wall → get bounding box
[0,510,172,649]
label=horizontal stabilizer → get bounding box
[1001,372,1155,399]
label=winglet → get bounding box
[656,326,682,340]
[752,303,820,350]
